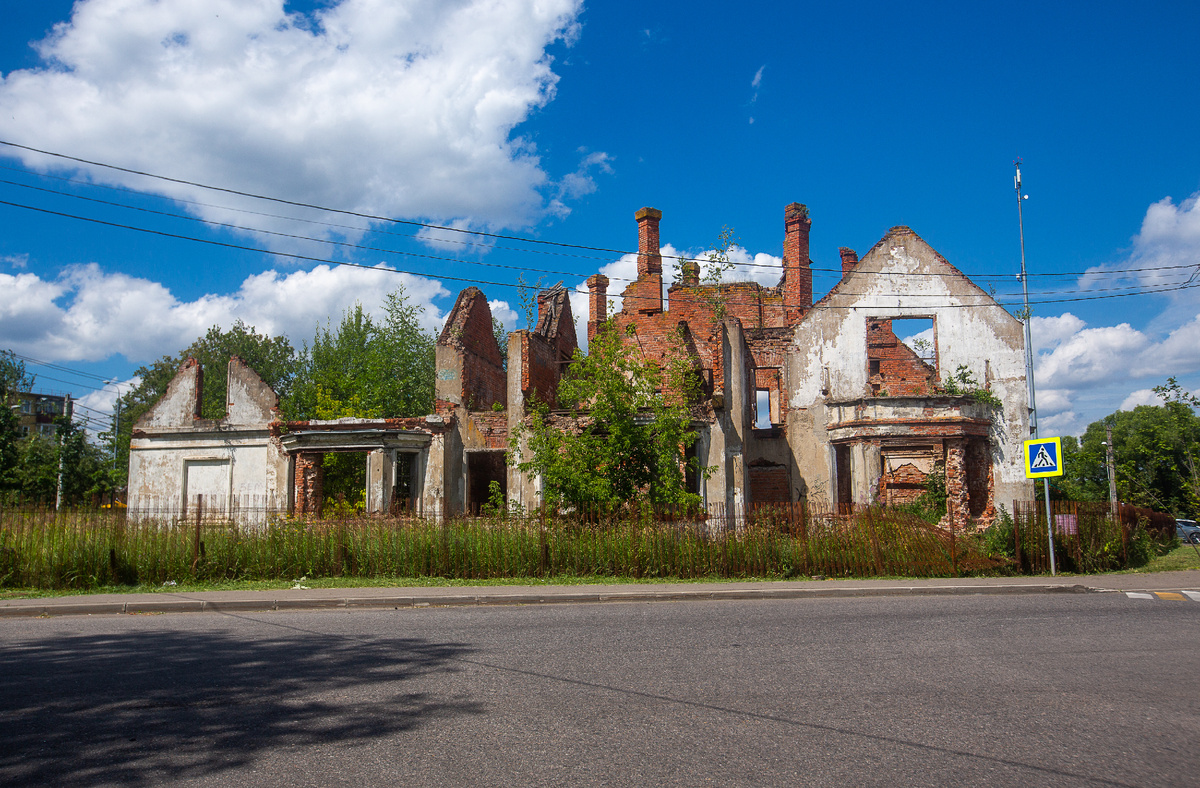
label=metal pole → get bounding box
[1015,161,1055,575]
[1105,423,1117,515]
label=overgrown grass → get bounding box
[1116,541,1200,574]
[2,505,1001,591]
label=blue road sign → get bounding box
[1024,437,1064,478]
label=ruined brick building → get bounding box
[127,202,1033,526]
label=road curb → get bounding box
[0,582,1095,618]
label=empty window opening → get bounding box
[755,389,772,429]
[866,317,938,396]
[891,318,936,365]
[467,451,507,515]
[393,452,417,513]
[323,451,368,513]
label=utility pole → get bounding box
[55,394,71,512]
[1104,422,1118,515]
[1016,160,1056,575]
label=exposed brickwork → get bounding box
[636,207,663,277]
[866,319,937,397]
[944,438,969,530]
[782,202,812,322]
[437,287,506,410]
[467,411,509,450]
[586,274,609,345]
[839,247,858,279]
[966,437,995,522]
[294,452,324,515]
[518,285,579,411]
[878,462,928,506]
[749,463,790,504]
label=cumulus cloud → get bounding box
[1119,388,1165,410]
[1030,313,1086,354]
[1030,310,1200,434]
[489,299,519,330]
[0,263,450,363]
[75,379,141,426]
[0,0,589,243]
[1078,191,1200,297]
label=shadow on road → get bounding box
[0,621,480,786]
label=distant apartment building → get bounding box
[12,391,73,439]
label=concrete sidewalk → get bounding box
[3,570,1199,618]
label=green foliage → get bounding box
[9,417,112,506]
[283,287,434,420]
[0,505,1005,589]
[513,324,706,509]
[516,274,546,329]
[114,321,297,487]
[895,462,947,524]
[480,480,508,518]
[492,315,509,370]
[940,364,1002,408]
[1056,388,1200,517]
[320,453,367,515]
[0,350,36,491]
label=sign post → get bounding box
[1024,437,1064,575]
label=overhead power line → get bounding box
[5,140,1195,284]
[3,194,1198,311]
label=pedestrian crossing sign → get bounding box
[1024,437,1064,478]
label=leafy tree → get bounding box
[492,316,509,371]
[283,287,435,420]
[112,321,297,489]
[512,324,706,509]
[1057,385,1200,517]
[282,287,435,509]
[12,415,111,506]
[0,350,36,492]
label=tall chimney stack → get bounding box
[636,207,663,277]
[633,207,663,313]
[586,273,609,344]
[839,247,858,280]
[783,202,812,322]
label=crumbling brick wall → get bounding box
[437,287,506,410]
[866,319,938,397]
[294,452,324,515]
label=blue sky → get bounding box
[1,0,1198,438]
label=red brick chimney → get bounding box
[783,202,812,322]
[636,207,663,277]
[634,207,663,314]
[839,247,858,281]
[587,273,609,344]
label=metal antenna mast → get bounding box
[1015,160,1055,575]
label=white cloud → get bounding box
[1035,322,1148,388]
[3,253,29,269]
[751,66,765,90]
[1039,410,1083,438]
[489,299,518,330]
[1030,313,1085,354]
[551,150,614,209]
[1078,191,1200,299]
[0,263,450,363]
[1030,310,1200,435]
[1119,388,1165,410]
[0,0,588,242]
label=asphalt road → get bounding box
[1,594,1196,787]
